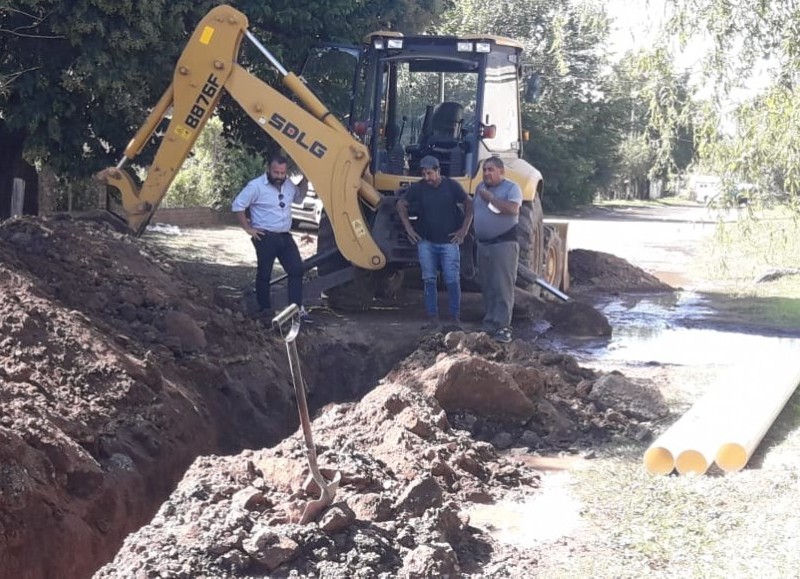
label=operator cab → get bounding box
[301,32,526,185]
[356,32,524,183]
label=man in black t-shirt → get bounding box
[396,155,473,329]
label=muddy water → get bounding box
[553,205,800,372]
[547,290,800,370]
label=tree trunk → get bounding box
[38,165,59,215]
[0,122,29,219]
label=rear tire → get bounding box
[517,196,545,294]
[317,213,377,311]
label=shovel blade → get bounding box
[299,471,342,525]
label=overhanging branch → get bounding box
[0,7,63,39]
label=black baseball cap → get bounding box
[419,155,440,169]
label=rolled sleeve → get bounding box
[232,184,255,212]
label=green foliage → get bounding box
[0,0,448,193]
[665,1,800,205]
[1,0,217,175]
[164,117,263,209]
[605,48,696,199]
[436,0,621,209]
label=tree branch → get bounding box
[0,66,42,91]
[0,7,64,39]
[0,28,64,39]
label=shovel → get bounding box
[272,304,341,524]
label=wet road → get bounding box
[544,203,800,396]
[561,203,718,288]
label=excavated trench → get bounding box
[0,216,426,579]
[1,216,673,578]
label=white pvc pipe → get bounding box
[714,352,800,472]
[644,345,800,476]
[644,387,723,475]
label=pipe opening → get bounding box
[715,443,747,472]
[643,446,674,475]
[675,450,709,475]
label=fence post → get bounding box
[11,178,26,217]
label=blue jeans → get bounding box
[417,240,461,319]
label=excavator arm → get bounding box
[97,5,385,270]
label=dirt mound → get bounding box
[96,383,540,578]
[1,216,667,578]
[569,248,673,292]
[97,330,665,578]
[388,331,663,449]
[0,216,299,579]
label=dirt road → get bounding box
[563,202,717,287]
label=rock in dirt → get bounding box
[589,371,669,421]
[544,299,613,336]
[418,354,537,420]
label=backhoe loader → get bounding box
[97,5,569,309]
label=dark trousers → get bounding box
[477,240,519,331]
[252,232,303,310]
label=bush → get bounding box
[165,117,264,209]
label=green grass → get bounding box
[538,391,800,577]
[702,208,800,284]
[692,208,800,328]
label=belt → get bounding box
[478,226,518,245]
[479,237,517,245]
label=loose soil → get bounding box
[2,203,796,578]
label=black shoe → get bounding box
[252,308,273,320]
[493,327,512,343]
[421,317,441,331]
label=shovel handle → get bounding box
[272,303,300,334]
[272,303,337,517]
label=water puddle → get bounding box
[542,290,800,369]
[467,471,583,547]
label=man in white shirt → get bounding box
[232,155,307,316]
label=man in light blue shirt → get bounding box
[473,157,522,343]
[232,155,307,316]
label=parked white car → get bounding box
[290,175,323,227]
